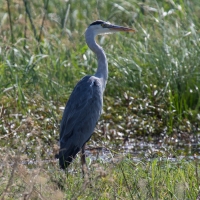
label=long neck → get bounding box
[85,29,108,91]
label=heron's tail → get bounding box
[58,144,80,169]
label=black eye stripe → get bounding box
[89,20,104,26]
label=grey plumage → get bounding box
[58,20,135,169]
[59,76,103,168]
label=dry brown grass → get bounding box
[0,152,65,200]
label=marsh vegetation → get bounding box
[0,0,200,199]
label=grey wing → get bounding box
[60,75,103,146]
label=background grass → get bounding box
[0,0,200,199]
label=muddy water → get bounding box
[85,134,200,163]
[20,134,200,167]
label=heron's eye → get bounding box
[101,24,106,28]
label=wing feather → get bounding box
[60,75,103,146]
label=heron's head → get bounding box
[86,20,135,36]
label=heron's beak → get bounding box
[105,24,135,32]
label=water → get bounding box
[6,134,199,167]
[85,134,200,163]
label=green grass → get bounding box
[1,0,199,136]
[0,0,200,199]
[0,151,199,199]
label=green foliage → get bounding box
[1,152,199,199]
[0,0,200,135]
[0,0,200,198]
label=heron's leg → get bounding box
[81,144,89,180]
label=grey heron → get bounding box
[59,20,135,170]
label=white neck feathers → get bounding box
[85,28,108,91]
